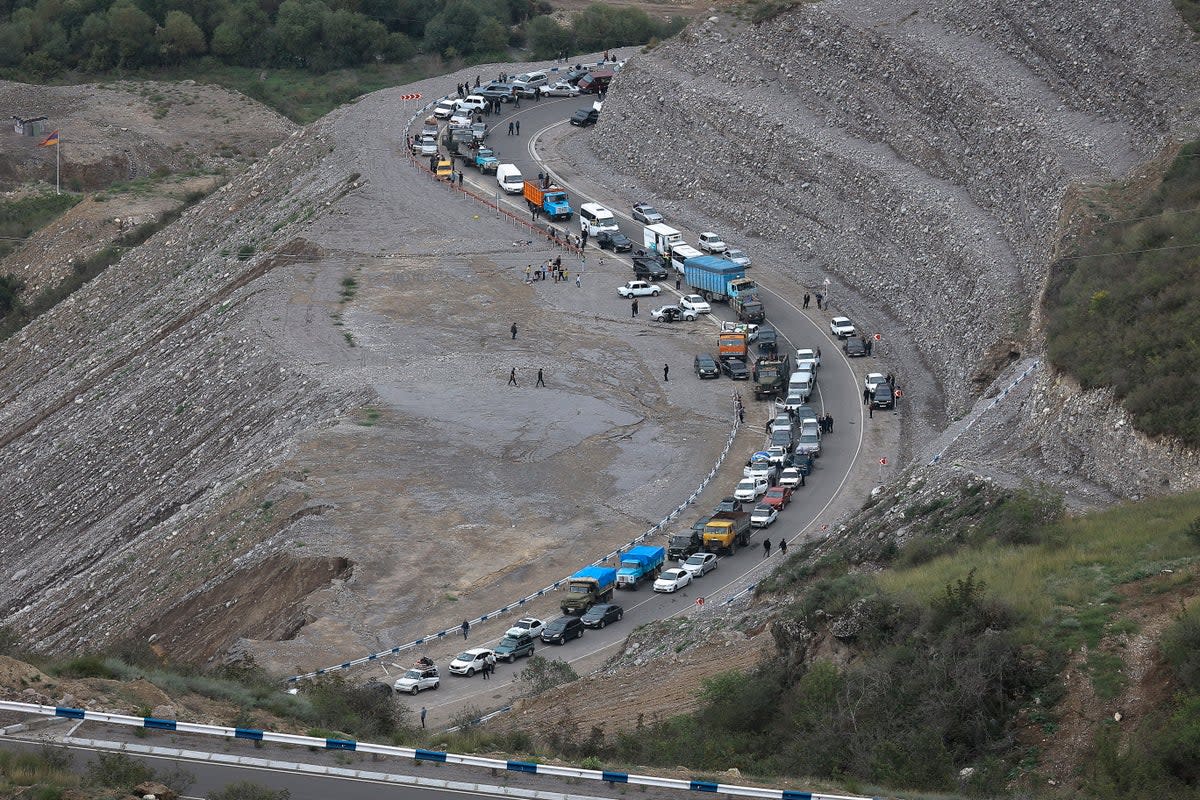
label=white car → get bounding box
[720,320,760,341]
[795,431,822,458]
[734,477,769,501]
[450,110,474,127]
[653,567,693,593]
[796,348,821,372]
[830,317,856,338]
[698,232,727,254]
[865,373,888,393]
[778,468,804,489]
[781,394,808,412]
[448,648,495,676]
[540,81,580,97]
[743,461,777,483]
[505,617,544,639]
[433,99,457,119]
[393,665,440,695]
[679,294,712,314]
[681,552,718,577]
[456,94,487,112]
[723,248,751,268]
[651,305,696,322]
[617,280,661,298]
[413,135,438,157]
[765,446,789,465]
[750,503,778,528]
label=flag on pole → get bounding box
[39,129,60,147]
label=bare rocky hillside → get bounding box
[581,0,1200,498]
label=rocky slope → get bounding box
[584,0,1200,497]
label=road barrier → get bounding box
[928,360,1040,466]
[0,700,874,800]
[287,399,743,683]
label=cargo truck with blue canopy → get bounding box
[561,565,617,613]
[615,545,665,590]
[683,255,759,304]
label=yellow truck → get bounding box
[703,511,752,555]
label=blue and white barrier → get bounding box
[288,404,743,683]
[0,700,873,800]
[929,360,1040,466]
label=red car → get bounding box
[762,485,793,510]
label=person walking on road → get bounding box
[826,413,834,433]
[508,368,517,386]
[863,386,871,406]
[515,120,521,134]
[511,322,518,340]
[420,707,427,728]
[508,121,514,135]
[780,539,788,557]
[663,363,670,382]
[536,369,545,387]
[631,299,639,317]
[763,539,772,558]
[461,619,470,639]
[803,293,810,309]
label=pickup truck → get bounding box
[561,565,616,614]
[703,511,752,554]
[616,545,666,589]
[473,147,499,174]
[523,180,573,220]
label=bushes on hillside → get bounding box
[1044,137,1200,446]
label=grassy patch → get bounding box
[0,193,81,260]
[1043,137,1200,446]
[1173,0,1200,35]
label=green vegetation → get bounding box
[210,783,291,800]
[0,186,208,342]
[517,655,578,695]
[1173,0,1200,35]
[1043,137,1200,446]
[2,748,196,799]
[609,486,1200,794]
[0,0,684,120]
[0,192,80,259]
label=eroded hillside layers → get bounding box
[0,128,366,653]
[591,0,1200,417]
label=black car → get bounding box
[541,615,585,644]
[787,451,814,476]
[871,385,895,410]
[721,358,750,380]
[494,633,536,662]
[632,255,668,280]
[570,107,599,127]
[694,353,720,378]
[597,230,632,252]
[581,603,624,629]
[714,497,743,514]
[843,338,867,357]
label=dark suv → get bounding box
[694,353,720,378]
[541,616,585,644]
[632,255,668,280]
[570,107,599,127]
[871,385,895,410]
[494,632,536,662]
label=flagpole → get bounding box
[55,137,60,195]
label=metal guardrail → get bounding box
[0,700,875,800]
[287,401,742,683]
[928,360,1040,465]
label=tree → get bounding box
[157,9,206,61]
[273,0,326,65]
[524,13,567,59]
[106,0,156,66]
[472,16,506,55]
[0,275,25,317]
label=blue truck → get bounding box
[473,147,498,174]
[615,545,666,590]
[524,180,573,220]
[561,565,616,613]
[683,255,759,304]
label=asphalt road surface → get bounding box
[398,95,868,721]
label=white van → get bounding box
[579,203,619,236]
[496,164,523,194]
[670,244,703,274]
[788,370,814,400]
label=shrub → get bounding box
[518,656,578,696]
[1161,604,1200,692]
[51,654,119,679]
[85,752,154,789]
